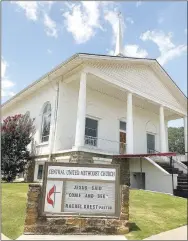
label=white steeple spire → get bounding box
[114,12,124,56]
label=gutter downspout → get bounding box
[48,79,60,161]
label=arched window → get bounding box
[41,102,51,143]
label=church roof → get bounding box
[2,52,187,112]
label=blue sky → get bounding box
[2,1,187,127]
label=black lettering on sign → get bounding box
[84,204,99,210]
[92,186,102,190]
[49,169,65,175]
[67,203,82,209]
[66,170,79,175]
[68,193,81,197]
[85,193,94,198]
[97,194,106,198]
[74,185,87,190]
[100,171,115,177]
[98,205,112,210]
[49,169,54,174]
[81,171,100,176]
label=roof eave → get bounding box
[2,53,79,109]
[78,52,156,63]
[2,53,187,114]
[155,60,187,100]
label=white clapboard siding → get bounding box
[87,62,183,112]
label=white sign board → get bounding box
[64,181,115,214]
[47,166,116,181]
[43,163,120,217]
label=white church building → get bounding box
[2,15,187,196]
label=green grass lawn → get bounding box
[126,189,187,240]
[2,184,187,240]
[2,183,29,240]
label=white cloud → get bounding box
[11,1,58,38]
[62,1,103,44]
[126,17,134,24]
[61,1,127,45]
[43,13,58,38]
[104,10,119,37]
[2,90,15,98]
[141,31,175,52]
[107,44,148,58]
[39,1,54,10]
[2,58,7,78]
[136,1,143,7]
[140,30,187,65]
[47,49,52,54]
[82,1,102,30]
[2,79,15,89]
[11,1,39,21]
[124,45,148,58]
[157,45,187,66]
[11,1,54,21]
[1,58,15,97]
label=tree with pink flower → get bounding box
[1,113,35,182]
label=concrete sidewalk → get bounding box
[144,225,187,240]
[17,235,127,240]
[1,234,10,240]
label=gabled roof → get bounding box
[2,53,187,113]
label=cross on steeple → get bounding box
[114,11,124,56]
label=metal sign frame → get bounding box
[41,162,120,218]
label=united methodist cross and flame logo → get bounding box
[47,185,60,208]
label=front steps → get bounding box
[156,162,188,198]
[175,174,188,198]
[182,161,188,167]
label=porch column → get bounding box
[159,105,167,153]
[184,116,187,155]
[165,120,169,152]
[126,92,134,154]
[74,71,87,147]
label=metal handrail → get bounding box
[148,149,187,164]
[84,135,127,154]
[84,135,97,147]
[148,148,177,166]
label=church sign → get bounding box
[42,162,120,217]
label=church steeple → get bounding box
[114,12,124,56]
